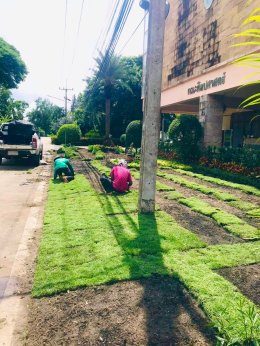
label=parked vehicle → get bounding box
[0,120,43,166]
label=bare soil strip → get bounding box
[27,277,215,346]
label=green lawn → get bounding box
[157,159,260,196]
[165,193,260,240]
[33,174,260,343]
[93,160,260,239]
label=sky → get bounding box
[0,0,144,110]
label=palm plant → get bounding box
[233,3,260,108]
[94,52,131,140]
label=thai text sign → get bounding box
[188,72,226,95]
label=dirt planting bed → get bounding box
[26,277,215,346]
[218,264,260,306]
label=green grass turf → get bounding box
[165,242,260,341]
[158,171,260,216]
[164,192,260,240]
[157,159,260,197]
[158,171,238,201]
[33,175,205,297]
[247,208,260,218]
[91,160,259,239]
[33,174,260,343]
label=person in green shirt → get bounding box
[53,155,75,182]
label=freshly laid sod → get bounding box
[90,160,111,175]
[157,159,260,197]
[91,160,259,239]
[158,171,260,217]
[33,174,260,343]
[33,175,205,297]
[165,192,260,240]
[158,171,237,201]
[166,242,260,342]
[247,208,260,219]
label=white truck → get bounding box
[0,120,43,166]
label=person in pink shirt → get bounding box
[100,159,133,193]
[110,159,133,192]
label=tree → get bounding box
[95,53,129,139]
[0,87,28,120]
[0,37,27,89]
[7,100,28,120]
[168,114,203,161]
[27,98,64,135]
[77,55,143,138]
[0,87,11,118]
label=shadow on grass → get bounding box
[97,191,213,344]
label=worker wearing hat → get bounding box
[53,154,75,182]
[100,159,132,193]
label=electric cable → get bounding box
[87,0,134,96]
[97,0,134,78]
[117,12,146,55]
[67,0,87,80]
[89,0,121,74]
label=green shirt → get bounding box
[54,158,74,179]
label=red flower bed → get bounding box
[199,157,260,177]
[158,150,177,161]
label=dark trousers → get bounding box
[100,175,113,192]
[56,167,74,181]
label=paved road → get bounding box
[0,137,56,345]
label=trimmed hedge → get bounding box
[168,114,203,161]
[126,120,142,150]
[56,124,81,144]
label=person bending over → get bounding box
[53,155,75,182]
[100,159,132,193]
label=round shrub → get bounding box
[125,120,142,150]
[120,133,126,146]
[168,114,203,161]
[56,124,81,144]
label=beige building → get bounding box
[161,0,260,147]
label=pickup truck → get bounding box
[0,120,43,166]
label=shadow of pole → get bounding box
[97,191,182,344]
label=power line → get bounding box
[89,0,121,74]
[67,0,87,80]
[86,0,134,96]
[98,0,121,55]
[117,13,146,55]
[97,0,134,79]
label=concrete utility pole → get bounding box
[59,86,73,119]
[138,0,166,213]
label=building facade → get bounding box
[161,0,260,147]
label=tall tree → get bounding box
[0,87,28,120]
[78,55,143,138]
[0,37,27,89]
[95,53,128,139]
[27,98,64,135]
[7,100,28,120]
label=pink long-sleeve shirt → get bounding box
[110,166,133,192]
